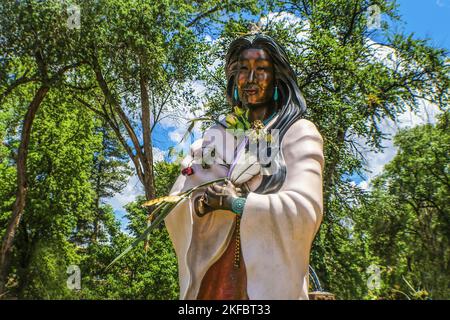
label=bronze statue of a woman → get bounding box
[165,34,324,300]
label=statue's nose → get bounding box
[247,70,255,83]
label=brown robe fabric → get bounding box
[197,217,249,300]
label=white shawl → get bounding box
[165,118,324,300]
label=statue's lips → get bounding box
[244,89,258,95]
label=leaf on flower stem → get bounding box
[142,195,182,207]
[234,106,245,116]
[225,114,238,127]
[227,106,251,131]
[105,201,173,270]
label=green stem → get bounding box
[184,177,227,195]
[105,178,227,270]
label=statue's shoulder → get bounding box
[281,118,324,168]
[284,118,323,143]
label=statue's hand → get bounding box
[196,180,244,215]
[193,195,214,217]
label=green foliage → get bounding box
[0,108,17,236]
[4,90,99,298]
[13,239,80,299]
[78,162,182,299]
[360,112,449,299]
[154,161,181,198]
[78,203,179,300]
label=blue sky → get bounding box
[152,123,177,161]
[108,0,449,229]
[395,0,450,50]
[347,0,450,185]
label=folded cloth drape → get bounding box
[165,118,324,300]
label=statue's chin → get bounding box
[244,102,267,109]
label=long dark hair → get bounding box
[225,34,307,194]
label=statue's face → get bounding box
[236,48,275,108]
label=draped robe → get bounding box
[165,117,324,300]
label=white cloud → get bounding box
[366,38,399,69]
[260,12,310,49]
[104,170,142,232]
[204,34,213,43]
[152,146,165,162]
[105,171,143,210]
[358,180,369,190]
[436,0,450,8]
[396,99,441,127]
[360,99,442,189]
[262,11,302,24]
[168,130,184,143]
[159,80,207,136]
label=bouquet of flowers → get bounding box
[106,106,269,270]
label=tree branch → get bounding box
[0,71,37,105]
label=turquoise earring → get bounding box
[234,87,239,101]
[274,86,279,101]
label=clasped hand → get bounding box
[194,179,244,216]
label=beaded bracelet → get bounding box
[231,197,246,215]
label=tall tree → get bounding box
[363,112,449,299]
[0,1,87,293]
[2,89,103,298]
[88,123,132,245]
[71,0,259,201]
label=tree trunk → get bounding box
[0,85,49,295]
[140,71,156,201]
[92,149,103,244]
[91,57,156,201]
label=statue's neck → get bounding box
[247,103,277,123]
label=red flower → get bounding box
[182,166,194,176]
